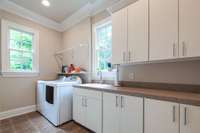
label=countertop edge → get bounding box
[73,85,200,106]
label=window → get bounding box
[1,20,39,77]
[92,18,115,80]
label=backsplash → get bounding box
[119,60,200,85]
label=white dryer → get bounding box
[37,76,82,126]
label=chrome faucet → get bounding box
[97,71,104,84]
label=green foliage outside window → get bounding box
[96,23,112,71]
[9,29,33,71]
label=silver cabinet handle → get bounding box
[121,96,124,108]
[128,51,131,62]
[85,97,87,107]
[182,42,186,56]
[82,97,87,107]
[184,107,187,125]
[82,97,84,107]
[173,43,176,57]
[116,96,119,107]
[123,52,126,63]
[173,105,176,122]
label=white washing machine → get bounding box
[37,76,82,126]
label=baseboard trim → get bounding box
[0,105,36,120]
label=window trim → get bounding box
[92,17,115,81]
[1,19,39,77]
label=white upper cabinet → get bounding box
[112,8,128,64]
[112,0,200,63]
[180,104,200,133]
[145,99,179,133]
[128,0,149,63]
[112,0,148,64]
[179,0,200,58]
[149,0,179,61]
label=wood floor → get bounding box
[0,112,92,133]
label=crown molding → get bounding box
[0,0,135,32]
[61,0,120,31]
[107,0,137,13]
[90,0,119,16]
[61,3,93,31]
[0,0,63,32]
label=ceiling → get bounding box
[8,0,97,23]
[1,0,131,31]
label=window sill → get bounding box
[1,72,39,78]
[92,76,115,81]
[92,71,116,81]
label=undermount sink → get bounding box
[87,83,112,86]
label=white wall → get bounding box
[61,18,92,72]
[0,10,62,112]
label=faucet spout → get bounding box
[97,71,104,84]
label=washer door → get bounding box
[44,84,59,126]
[46,85,54,104]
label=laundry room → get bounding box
[1,0,200,133]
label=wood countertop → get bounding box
[74,84,200,106]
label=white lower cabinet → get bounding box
[145,99,179,133]
[145,99,200,133]
[73,88,200,133]
[73,95,87,126]
[86,97,102,133]
[180,104,200,133]
[73,88,102,133]
[103,93,120,133]
[120,94,144,133]
[103,92,143,133]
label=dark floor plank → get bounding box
[0,112,92,133]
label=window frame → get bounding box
[92,17,115,80]
[1,19,39,77]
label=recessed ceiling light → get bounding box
[42,0,50,7]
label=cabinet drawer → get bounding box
[73,87,102,99]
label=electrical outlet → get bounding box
[128,73,134,80]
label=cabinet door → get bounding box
[72,94,79,122]
[86,97,102,133]
[103,93,120,133]
[180,104,200,133]
[145,99,179,133]
[112,8,128,64]
[120,95,143,133]
[79,96,87,126]
[149,0,178,60]
[179,0,200,58]
[73,95,87,126]
[128,0,148,63]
